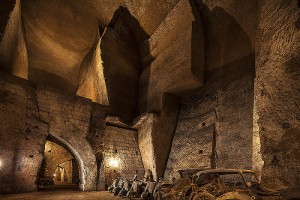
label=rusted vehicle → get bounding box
[189,169,281,200]
[162,177,192,200]
[177,169,206,180]
[154,169,203,200]
[153,179,173,200]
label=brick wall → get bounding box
[58,160,73,183]
[164,91,217,179]
[0,72,149,192]
[165,74,254,179]
[0,73,97,192]
[164,1,256,179]
[43,140,74,182]
[0,73,47,193]
[102,125,144,186]
[35,85,98,191]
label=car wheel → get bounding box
[190,192,214,200]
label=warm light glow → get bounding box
[53,174,56,177]
[0,160,2,168]
[109,158,119,168]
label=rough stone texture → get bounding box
[165,92,217,179]
[165,75,255,178]
[0,0,299,193]
[0,72,48,193]
[86,104,107,190]
[36,86,97,191]
[76,30,109,105]
[134,114,158,179]
[43,140,75,183]
[139,0,204,113]
[0,73,97,192]
[152,95,181,180]
[197,0,256,170]
[5,0,205,118]
[0,72,150,193]
[135,94,181,181]
[165,0,256,178]
[199,0,258,48]
[56,160,73,183]
[216,76,254,169]
[17,0,183,104]
[21,0,99,92]
[253,97,264,181]
[255,0,300,188]
[0,0,16,41]
[100,8,142,123]
[79,0,181,37]
[0,0,28,79]
[102,125,144,186]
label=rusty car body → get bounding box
[154,169,203,200]
[189,169,281,200]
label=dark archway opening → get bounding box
[37,136,80,191]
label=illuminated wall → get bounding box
[42,140,78,184]
[102,125,144,186]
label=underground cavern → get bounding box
[0,0,299,199]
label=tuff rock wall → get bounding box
[0,73,47,193]
[0,0,28,79]
[102,125,144,186]
[0,72,97,192]
[42,140,74,181]
[0,72,145,193]
[134,94,181,181]
[0,0,299,192]
[165,0,300,189]
[165,0,256,179]
[255,0,300,188]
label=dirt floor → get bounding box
[0,183,124,200]
[0,190,124,200]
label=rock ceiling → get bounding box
[20,0,181,91]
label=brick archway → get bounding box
[48,134,97,191]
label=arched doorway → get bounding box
[47,134,97,191]
[38,138,80,190]
[54,166,66,182]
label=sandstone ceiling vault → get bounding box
[0,0,206,124]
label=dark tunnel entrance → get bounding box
[37,136,80,190]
